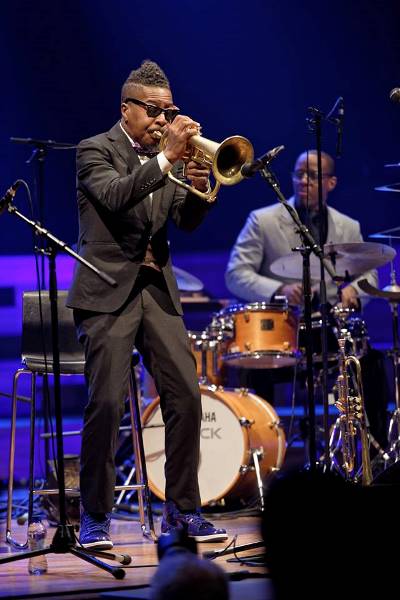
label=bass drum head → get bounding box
[142,385,286,506]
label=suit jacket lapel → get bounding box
[326,207,344,243]
[278,198,300,248]
[106,122,149,221]
[106,122,140,174]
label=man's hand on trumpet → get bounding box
[163,115,200,164]
[185,161,211,193]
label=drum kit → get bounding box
[138,239,400,507]
[114,233,400,509]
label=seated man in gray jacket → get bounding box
[224,150,388,449]
[225,149,377,308]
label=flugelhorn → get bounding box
[334,337,373,485]
[152,130,254,202]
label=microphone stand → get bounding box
[0,200,130,578]
[306,108,331,470]
[259,163,339,472]
[10,137,76,289]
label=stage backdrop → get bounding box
[0,0,400,260]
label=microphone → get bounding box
[390,88,400,103]
[326,96,344,158]
[336,97,344,158]
[241,145,285,178]
[0,180,21,215]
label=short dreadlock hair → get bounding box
[121,60,170,102]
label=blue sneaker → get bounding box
[161,501,228,542]
[79,510,113,550]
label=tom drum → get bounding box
[219,302,300,369]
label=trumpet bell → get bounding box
[214,136,254,186]
[154,129,254,201]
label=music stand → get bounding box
[0,186,129,578]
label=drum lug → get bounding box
[239,417,255,427]
[269,420,282,430]
[239,464,252,474]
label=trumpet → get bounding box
[334,337,373,485]
[152,129,254,203]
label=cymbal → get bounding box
[385,163,400,168]
[270,242,396,281]
[173,266,204,292]
[369,225,400,239]
[374,182,400,192]
[358,278,400,301]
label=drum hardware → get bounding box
[152,129,254,202]
[239,417,255,427]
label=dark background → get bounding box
[0,0,400,256]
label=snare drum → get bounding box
[142,385,286,506]
[219,302,300,369]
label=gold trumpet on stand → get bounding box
[330,337,373,485]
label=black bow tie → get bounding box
[131,141,159,159]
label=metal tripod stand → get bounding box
[0,184,129,578]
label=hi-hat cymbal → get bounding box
[173,266,204,292]
[270,241,396,281]
[374,182,400,192]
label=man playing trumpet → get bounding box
[67,59,227,549]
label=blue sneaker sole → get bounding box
[189,532,228,542]
[80,540,114,550]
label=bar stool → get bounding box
[6,290,155,548]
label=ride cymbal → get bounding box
[270,241,396,281]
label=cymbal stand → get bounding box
[386,290,400,462]
[259,163,339,471]
[307,103,343,470]
[0,189,129,578]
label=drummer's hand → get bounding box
[341,284,359,309]
[185,160,210,193]
[277,283,303,306]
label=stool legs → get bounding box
[6,369,35,548]
[126,366,156,540]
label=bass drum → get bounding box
[141,385,286,506]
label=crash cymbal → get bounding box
[270,241,396,281]
[385,163,400,168]
[358,278,400,301]
[374,182,400,192]
[173,266,204,292]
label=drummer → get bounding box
[225,149,378,308]
[224,150,388,450]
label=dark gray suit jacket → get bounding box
[67,122,211,315]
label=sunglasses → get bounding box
[124,97,180,123]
